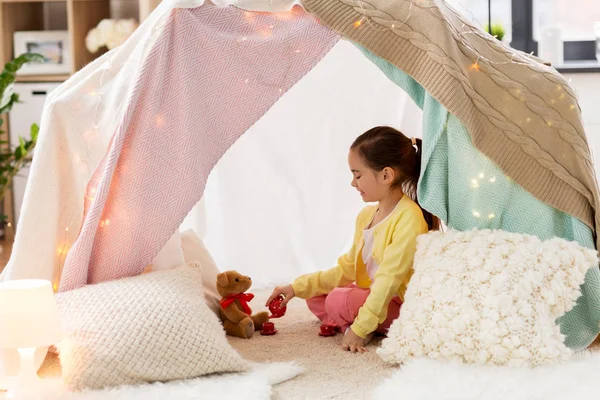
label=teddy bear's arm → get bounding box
[221,303,249,324]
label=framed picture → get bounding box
[13,31,71,76]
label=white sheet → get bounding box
[181,40,423,287]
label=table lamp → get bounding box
[0,280,63,397]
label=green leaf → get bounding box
[0,53,44,105]
[30,123,39,143]
[0,93,19,114]
[14,146,23,161]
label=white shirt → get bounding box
[362,202,400,283]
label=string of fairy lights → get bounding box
[51,60,115,292]
[18,0,583,292]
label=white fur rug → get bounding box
[373,351,600,400]
[6,362,302,400]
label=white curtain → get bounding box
[180,41,423,288]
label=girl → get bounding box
[266,126,438,353]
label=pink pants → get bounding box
[306,284,402,335]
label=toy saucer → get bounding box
[318,331,336,337]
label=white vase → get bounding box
[539,27,564,66]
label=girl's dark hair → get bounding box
[351,126,440,231]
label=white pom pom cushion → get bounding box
[378,229,598,368]
[55,263,248,391]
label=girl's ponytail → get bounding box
[412,138,440,231]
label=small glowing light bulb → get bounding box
[354,19,363,28]
[471,179,479,188]
[489,176,496,183]
[488,213,495,220]
[478,172,484,179]
[473,211,480,218]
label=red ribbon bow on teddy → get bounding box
[220,293,254,315]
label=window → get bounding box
[533,0,600,41]
[446,1,600,62]
[445,0,513,42]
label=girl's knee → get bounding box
[306,295,325,313]
[324,289,350,320]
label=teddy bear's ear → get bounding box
[216,272,229,287]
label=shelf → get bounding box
[15,74,70,82]
[0,0,105,4]
[0,0,66,3]
[556,60,600,74]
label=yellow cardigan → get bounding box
[291,196,429,339]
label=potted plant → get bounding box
[0,53,44,238]
[485,23,506,42]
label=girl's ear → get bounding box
[381,167,396,184]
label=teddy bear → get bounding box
[217,270,269,339]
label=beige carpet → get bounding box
[228,288,396,400]
[36,288,600,400]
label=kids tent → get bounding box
[2,0,600,350]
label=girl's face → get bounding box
[348,149,394,202]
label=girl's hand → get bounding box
[265,285,296,308]
[341,329,368,353]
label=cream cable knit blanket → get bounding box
[303,0,600,249]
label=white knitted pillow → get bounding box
[378,229,598,368]
[55,263,249,391]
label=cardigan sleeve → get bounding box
[290,243,356,299]
[290,207,373,299]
